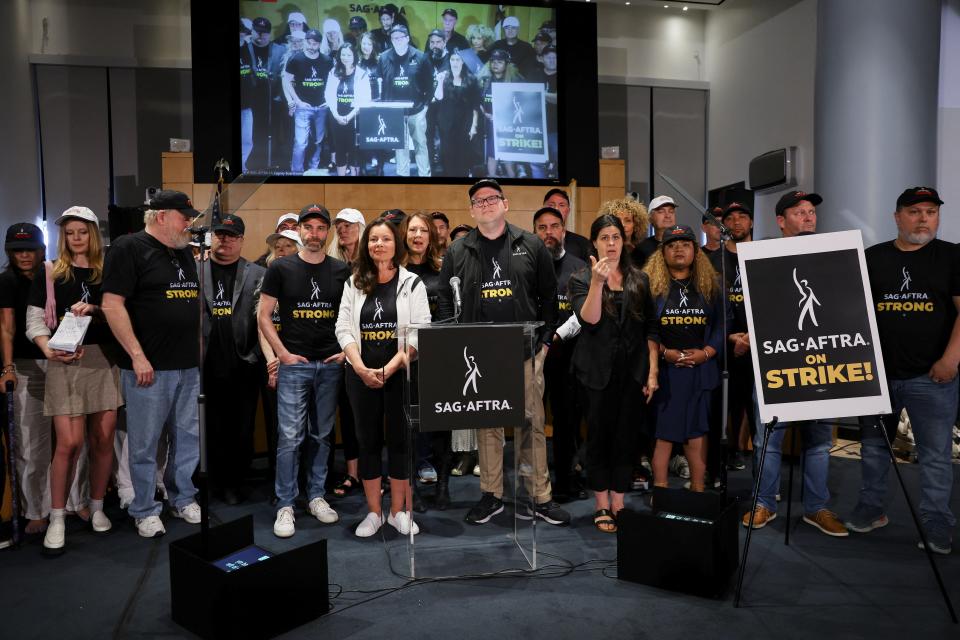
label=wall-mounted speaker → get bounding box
[749,147,797,192]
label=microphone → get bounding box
[449,276,463,317]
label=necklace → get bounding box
[670,276,690,294]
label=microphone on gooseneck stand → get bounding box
[449,276,463,320]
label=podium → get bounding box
[398,321,544,578]
[358,101,414,151]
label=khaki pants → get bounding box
[478,347,551,502]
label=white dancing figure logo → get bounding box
[310,277,320,301]
[900,267,911,292]
[80,281,90,304]
[373,297,384,321]
[377,114,387,135]
[215,280,225,300]
[678,288,689,308]
[462,347,482,396]
[310,66,318,79]
[733,265,742,288]
[492,258,502,280]
[512,96,523,124]
[793,267,821,331]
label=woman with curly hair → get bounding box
[569,214,659,532]
[643,225,724,493]
[466,23,495,68]
[598,198,648,254]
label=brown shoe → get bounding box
[803,509,849,537]
[741,505,777,529]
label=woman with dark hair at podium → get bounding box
[325,43,371,176]
[434,51,481,178]
[569,214,659,533]
[401,212,453,510]
[643,225,723,493]
[336,219,431,537]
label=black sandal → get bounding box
[333,475,359,497]
[593,509,617,533]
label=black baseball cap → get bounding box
[381,209,407,225]
[450,224,473,238]
[349,16,367,30]
[702,206,723,224]
[150,190,201,218]
[299,204,331,224]
[379,3,399,17]
[469,178,504,199]
[723,202,753,220]
[661,224,697,246]
[428,29,445,41]
[533,207,564,225]
[305,29,323,42]
[489,48,510,63]
[252,17,271,34]
[442,8,458,18]
[896,186,944,209]
[213,214,245,236]
[5,222,44,250]
[775,190,822,216]
[430,211,449,225]
[389,24,410,38]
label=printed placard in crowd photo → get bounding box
[738,230,891,423]
[491,82,548,163]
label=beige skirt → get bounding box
[43,344,124,416]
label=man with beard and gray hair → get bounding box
[101,190,202,539]
[853,187,960,554]
[533,206,588,501]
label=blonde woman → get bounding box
[26,207,122,554]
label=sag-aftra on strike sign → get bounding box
[738,230,891,423]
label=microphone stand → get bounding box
[703,207,731,499]
[188,223,211,557]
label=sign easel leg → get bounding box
[734,416,778,608]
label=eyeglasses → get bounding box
[470,195,504,208]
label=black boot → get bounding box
[435,461,451,511]
[413,486,427,513]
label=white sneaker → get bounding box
[43,517,66,552]
[669,455,691,479]
[308,497,339,524]
[171,502,202,524]
[356,511,385,538]
[136,515,166,538]
[274,507,296,538]
[387,511,419,536]
[118,489,134,510]
[91,510,112,533]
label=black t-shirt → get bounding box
[445,31,471,55]
[866,239,960,379]
[285,51,333,106]
[335,71,356,117]
[632,236,659,268]
[554,252,587,327]
[658,279,709,350]
[563,232,592,262]
[489,39,536,76]
[359,274,399,368]
[260,254,350,361]
[0,269,45,360]
[101,231,200,370]
[477,233,516,323]
[708,248,747,334]
[406,262,441,319]
[207,260,239,374]
[27,266,114,346]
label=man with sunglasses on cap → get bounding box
[379,24,434,177]
[700,207,723,255]
[258,204,350,538]
[490,16,536,77]
[852,187,958,554]
[201,214,266,505]
[101,190,203,538]
[742,190,848,537]
[437,179,568,526]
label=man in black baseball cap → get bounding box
[701,207,724,255]
[4,222,45,251]
[149,190,201,218]
[775,190,821,237]
[854,186,956,553]
[347,16,367,47]
[298,203,331,225]
[441,7,470,54]
[204,212,265,505]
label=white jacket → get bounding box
[324,66,372,115]
[335,266,431,365]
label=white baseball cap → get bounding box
[288,12,307,25]
[266,229,304,247]
[55,206,99,226]
[503,16,520,28]
[649,195,676,211]
[334,208,365,225]
[275,212,299,231]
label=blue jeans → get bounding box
[291,105,328,173]
[122,369,200,519]
[858,375,957,530]
[752,390,832,513]
[275,361,342,508]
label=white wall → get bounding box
[704,0,814,238]
[939,0,960,242]
[597,5,706,84]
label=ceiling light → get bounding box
[683,5,689,10]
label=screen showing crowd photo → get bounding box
[239,2,558,180]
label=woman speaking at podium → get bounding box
[336,218,430,538]
[569,214,660,533]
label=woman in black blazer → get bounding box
[569,214,660,533]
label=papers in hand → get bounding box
[48,312,92,353]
